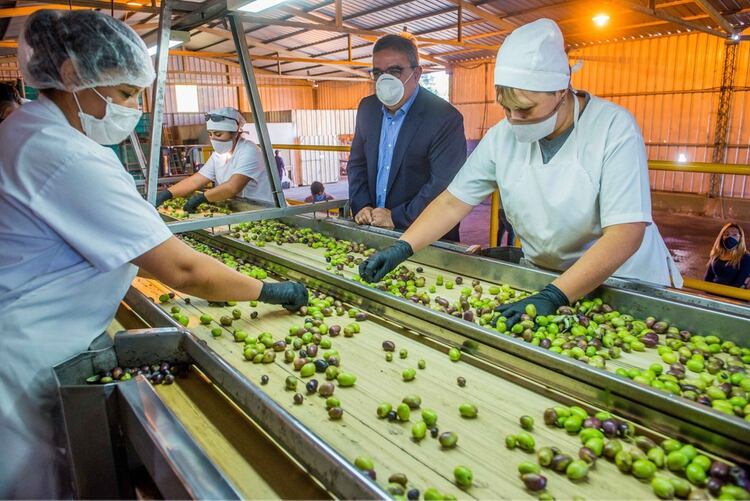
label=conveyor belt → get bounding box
[131,277,736,499]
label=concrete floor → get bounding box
[284,181,729,279]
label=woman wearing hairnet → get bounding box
[0,10,307,497]
[155,107,274,212]
[359,19,681,327]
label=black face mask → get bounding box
[723,236,739,250]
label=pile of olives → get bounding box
[160,197,231,219]
[85,361,186,385]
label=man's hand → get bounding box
[258,281,309,311]
[493,283,569,328]
[184,193,208,213]
[358,240,413,283]
[371,208,395,229]
[355,206,374,225]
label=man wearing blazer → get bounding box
[347,34,467,241]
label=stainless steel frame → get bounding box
[229,14,286,209]
[155,224,750,461]
[146,0,172,206]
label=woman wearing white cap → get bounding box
[0,11,306,496]
[156,106,274,211]
[359,18,681,326]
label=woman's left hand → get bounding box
[493,283,569,327]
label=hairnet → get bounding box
[206,107,246,132]
[19,10,155,92]
[494,19,570,92]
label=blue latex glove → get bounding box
[494,283,569,328]
[184,192,208,213]
[358,240,413,283]
[258,281,309,311]
[155,190,172,208]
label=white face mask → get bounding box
[73,88,142,145]
[376,71,415,108]
[210,138,235,155]
[508,93,566,143]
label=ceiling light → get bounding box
[732,33,741,41]
[228,0,289,13]
[145,30,190,56]
[592,13,610,27]
[677,153,688,163]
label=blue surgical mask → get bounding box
[723,236,739,250]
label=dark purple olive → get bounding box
[543,408,557,426]
[151,373,164,385]
[328,325,341,336]
[364,469,376,481]
[314,359,328,373]
[707,478,724,496]
[578,315,590,327]
[602,419,619,438]
[382,341,395,352]
[328,407,344,420]
[540,338,551,349]
[307,345,319,358]
[551,454,573,472]
[294,393,304,405]
[463,311,474,322]
[260,375,269,385]
[641,332,659,348]
[306,379,319,394]
[583,417,602,430]
[112,367,124,380]
[387,410,397,422]
[355,312,367,321]
[558,306,574,315]
[710,461,730,479]
[652,321,668,334]
[163,374,175,385]
[160,362,170,372]
[298,349,308,359]
[730,466,750,489]
[579,447,597,464]
[697,395,711,406]
[521,473,547,492]
[679,330,692,341]
[617,422,634,439]
[455,276,463,285]
[327,356,339,367]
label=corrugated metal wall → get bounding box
[450,33,750,199]
[292,109,357,185]
[316,80,373,109]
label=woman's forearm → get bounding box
[400,191,474,252]
[205,175,249,203]
[552,222,646,302]
[176,252,264,301]
[168,174,209,198]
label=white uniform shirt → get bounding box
[0,96,172,497]
[448,93,681,287]
[199,138,273,203]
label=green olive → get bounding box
[603,440,623,460]
[685,463,706,486]
[505,435,517,449]
[537,447,554,467]
[564,415,583,434]
[518,462,541,475]
[458,403,478,418]
[354,456,374,470]
[453,465,473,489]
[377,403,393,418]
[211,327,222,337]
[565,459,589,481]
[424,488,443,500]
[661,438,682,453]
[397,403,411,422]
[647,447,666,468]
[632,459,657,480]
[448,347,461,362]
[422,409,438,427]
[325,397,341,409]
[336,372,357,387]
[300,363,316,378]
[651,476,675,499]
[325,366,339,380]
[515,431,535,452]
[669,478,692,499]
[667,451,689,471]
[519,415,534,430]
[399,349,408,359]
[691,455,711,472]
[200,314,212,325]
[615,450,633,473]
[402,368,416,381]
[412,421,427,441]
[418,359,426,369]
[584,437,604,457]
[402,395,422,409]
[285,376,298,391]
[439,431,458,449]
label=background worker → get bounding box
[0,11,306,497]
[156,107,273,212]
[0,81,22,122]
[347,33,466,241]
[359,19,681,327]
[705,223,750,288]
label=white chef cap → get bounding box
[19,10,154,92]
[494,19,570,92]
[206,107,246,132]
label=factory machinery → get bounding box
[55,204,750,500]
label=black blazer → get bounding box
[347,87,467,241]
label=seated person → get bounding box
[156,107,273,211]
[705,222,750,288]
[347,34,467,241]
[304,181,334,203]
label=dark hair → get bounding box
[275,150,280,155]
[310,181,324,195]
[0,82,21,105]
[373,34,419,68]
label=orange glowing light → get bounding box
[592,13,610,27]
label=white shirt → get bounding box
[0,96,172,496]
[199,138,273,203]
[448,93,681,287]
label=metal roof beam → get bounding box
[692,0,735,34]
[606,0,728,37]
[442,0,516,30]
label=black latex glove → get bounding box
[184,192,208,213]
[258,281,309,311]
[358,240,414,283]
[155,190,172,208]
[494,283,569,328]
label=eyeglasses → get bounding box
[204,113,239,125]
[369,65,416,80]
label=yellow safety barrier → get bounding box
[682,278,750,302]
[649,160,750,176]
[273,144,350,152]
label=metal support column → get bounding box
[709,41,737,197]
[228,14,286,208]
[146,0,172,205]
[129,131,148,180]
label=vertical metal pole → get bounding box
[129,131,148,180]
[229,14,286,208]
[347,34,352,62]
[335,0,342,28]
[489,190,499,247]
[457,3,463,43]
[709,41,737,198]
[146,0,172,205]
